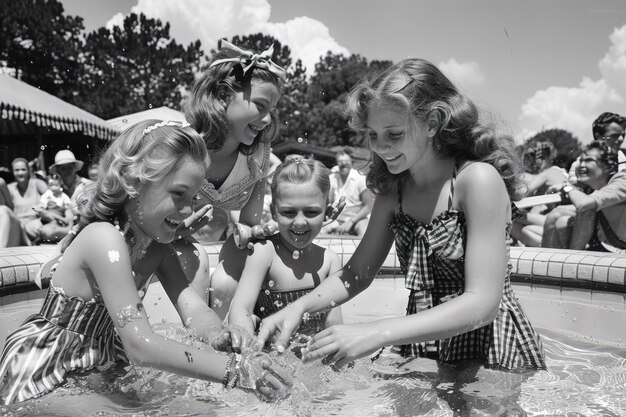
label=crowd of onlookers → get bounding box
[512,112,626,254]
[2,111,624,253]
[0,150,96,248]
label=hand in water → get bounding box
[323,196,346,227]
[255,303,304,353]
[210,324,255,353]
[301,323,383,369]
[233,350,293,402]
[175,204,213,239]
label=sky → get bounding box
[59,0,626,144]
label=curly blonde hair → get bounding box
[346,58,525,200]
[60,120,209,252]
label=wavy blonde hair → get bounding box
[60,120,209,252]
[346,58,525,200]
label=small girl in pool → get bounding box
[0,120,291,405]
[225,159,343,351]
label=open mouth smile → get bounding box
[164,217,182,228]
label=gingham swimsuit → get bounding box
[389,164,546,370]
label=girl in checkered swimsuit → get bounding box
[255,58,545,372]
[390,163,545,369]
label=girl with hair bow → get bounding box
[167,40,343,321]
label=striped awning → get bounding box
[0,74,117,140]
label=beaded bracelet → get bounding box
[227,353,242,389]
[222,353,235,387]
[222,353,242,388]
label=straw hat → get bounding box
[50,150,84,173]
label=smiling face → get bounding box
[576,148,611,189]
[595,121,625,151]
[272,181,326,250]
[365,104,432,174]
[225,80,280,147]
[11,160,29,184]
[126,156,206,243]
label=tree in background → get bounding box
[72,13,204,120]
[305,53,392,148]
[524,128,582,170]
[0,0,84,102]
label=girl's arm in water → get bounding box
[156,244,224,341]
[228,240,274,349]
[256,194,397,350]
[80,223,291,397]
[303,163,510,367]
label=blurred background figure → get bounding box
[87,162,100,182]
[512,141,568,246]
[6,157,48,244]
[543,141,626,252]
[35,175,74,243]
[49,150,92,205]
[543,112,626,249]
[321,150,373,237]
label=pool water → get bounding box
[0,319,625,417]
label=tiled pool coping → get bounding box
[1,239,625,298]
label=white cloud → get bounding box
[438,58,486,91]
[106,0,348,74]
[519,25,626,144]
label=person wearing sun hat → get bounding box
[32,150,92,243]
[49,150,91,203]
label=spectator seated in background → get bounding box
[542,112,626,248]
[512,141,568,246]
[568,112,626,183]
[49,150,92,204]
[27,150,91,244]
[34,175,74,243]
[0,176,30,247]
[6,157,48,244]
[321,151,374,237]
[543,141,626,252]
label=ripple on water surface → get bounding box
[1,325,625,416]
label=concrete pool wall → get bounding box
[1,240,625,346]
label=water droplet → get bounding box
[265,289,270,295]
[344,281,350,288]
[268,280,275,287]
[330,300,336,307]
[148,103,153,109]
[122,119,128,123]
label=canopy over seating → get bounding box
[106,106,186,132]
[0,74,116,140]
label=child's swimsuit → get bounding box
[254,288,330,335]
[389,163,546,370]
[0,284,128,404]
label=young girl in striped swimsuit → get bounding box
[223,159,343,352]
[257,59,546,372]
[0,120,291,405]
